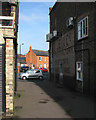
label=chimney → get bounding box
[30,46,32,51]
[49,7,52,13]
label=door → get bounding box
[33,70,40,78]
[27,71,34,78]
[44,63,46,68]
[32,64,35,69]
[0,44,6,116]
[29,70,40,78]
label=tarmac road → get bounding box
[14,73,95,118]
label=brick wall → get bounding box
[6,38,14,116]
[50,2,76,89]
[0,1,19,117]
[49,2,96,95]
[36,56,49,69]
[74,3,95,95]
[26,46,49,69]
[26,46,37,69]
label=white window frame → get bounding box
[39,57,41,61]
[76,62,83,81]
[45,57,46,61]
[39,64,42,68]
[78,16,88,40]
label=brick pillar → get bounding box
[6,38,14,116]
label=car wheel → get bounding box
[22,76,27,80]
[39,76,43,80]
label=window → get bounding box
[33,64,35,67]
[39,57,41,61]
[17,63,20,66]
[78,16,88,40]
[32,64,35,69]
[39,64,42,68]
[45,57,46,61]
[76,62,83,81]
[35,70,40,73]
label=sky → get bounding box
[18,2,55,55]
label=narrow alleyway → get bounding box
[14,73,95,118]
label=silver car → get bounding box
[19,69,43,80]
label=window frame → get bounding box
[78,16,88,40]
[76,62,83,81]
[39,57,41,61]
[44,63,47,68]
[39,64,42,68]
[45,57,46,61]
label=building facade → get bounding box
[0,0,19,117]
[26,46,49,69]
[47,2,96,96]
[17,56,27,73]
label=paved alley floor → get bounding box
[14,77,95,119]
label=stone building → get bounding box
[26,46,49,69]
[47,2,96,96]
[0,0,19,117]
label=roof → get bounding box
[32,49,49,56]
[17,57,26,64]
[18,57,26,60]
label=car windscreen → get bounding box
[33,70,40,73]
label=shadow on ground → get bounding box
[25,73,95,119]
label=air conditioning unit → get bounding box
[67,17,74,27]
[53,30,57,37]
[46,33,52,42]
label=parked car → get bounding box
[19,69,43,80]
[40,68,48,72]
[20,66,29,72]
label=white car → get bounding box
[19,69,43,80]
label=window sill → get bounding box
[76,79,83,81]
[78,36,88,41]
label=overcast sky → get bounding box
[18,2,55,55]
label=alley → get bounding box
[14,73,95,119]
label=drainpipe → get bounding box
[54,52,55,82]
[81,40,84,93]
[49,42,51,81]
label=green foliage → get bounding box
[14,93,21,99]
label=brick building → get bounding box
[47,2,96,96]
[26,46,49,69]
[0,0,19,117]
[17,56,27,73]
